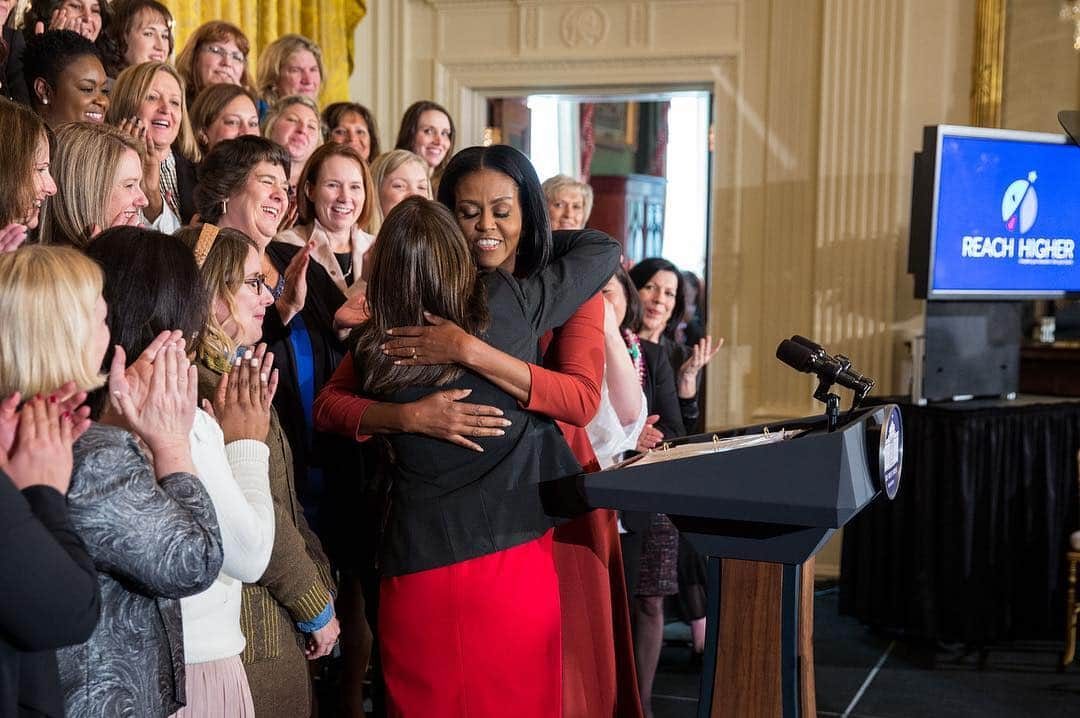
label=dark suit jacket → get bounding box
[173,150,198,225]
[0,473,100,718]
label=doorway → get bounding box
[484,91,713,281]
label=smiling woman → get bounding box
[22,29,109,129]
[0,99,57,241]
[174,20,254,106]
[107,61,199,227]
[96,0,174,78]
[39,121,148,248]
[263,94,324,192]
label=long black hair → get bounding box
[437,144,552,277]
[84,226,208,415]
[629,257,685,340]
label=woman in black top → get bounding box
[343,196,618,716]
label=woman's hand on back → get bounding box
[400,388,511,453]
[381,312,475,366]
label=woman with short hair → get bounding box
[542,174,594,231]
[22,30,109,129]
[256,34,324,111]
[263,94,323,193]
[39,122,148,247]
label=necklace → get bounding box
[623,329,646,386]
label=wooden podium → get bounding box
[577,405,902,718]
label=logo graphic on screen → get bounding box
[1001,171,1038,233]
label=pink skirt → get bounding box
[171,655,256,718]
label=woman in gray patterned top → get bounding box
[0,238,225,718]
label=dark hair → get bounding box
[353,196,489,395]
[22,30,103,109]
[436,144,552,277]
[96,0,173,77]
[323,101,381,159]
[83,226,208,416]
[25,0,112,40]
[611,265,642,333]
[629,257,685,339]
[394,100,454,176]
[195,135,290,224]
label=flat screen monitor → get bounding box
[909,124,1080,299]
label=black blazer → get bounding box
[640,338,686,441]
[367,229,621,576]
[0,473,100,718]
[173,150,198,225]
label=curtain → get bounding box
[168,0,366,104]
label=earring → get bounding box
[221,198,229,215]
[41,97,48,105]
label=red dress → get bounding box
[526,295,643,718]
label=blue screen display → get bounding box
[931,132,1080,297]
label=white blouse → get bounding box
[180,408,274,664]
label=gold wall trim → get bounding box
[971,0,1006,127]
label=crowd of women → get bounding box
[0,2,720,717]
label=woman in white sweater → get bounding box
[87,227,276,716]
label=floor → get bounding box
[651,588,1080,718]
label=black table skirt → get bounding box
[839,397,1080,644]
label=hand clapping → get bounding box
[202,344,278,443]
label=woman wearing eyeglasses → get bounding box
[179,224,338,717]
[174,21,255,107]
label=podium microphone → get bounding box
[775,338,876,401]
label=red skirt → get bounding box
[554,509,643,718]
[379,531,562,718]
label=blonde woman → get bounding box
[39,122,148,247]
[541,174,594,231]
[366,149,430,235]
[255,34,324,112]
[263,94,323,194]
[0,98,58,251]
[179,224,338,717]
[0,242,224,718]
[174,20,254,105]
[107,61,199,228]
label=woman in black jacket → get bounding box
[0,397,100,718]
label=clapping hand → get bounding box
[203,344,278,443]
[0,394,89,495]
[108,336,197,457]
[276,241,313,324]
[0,223,28,254]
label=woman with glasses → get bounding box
[174,21,254,107]
[179,224,338,717]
